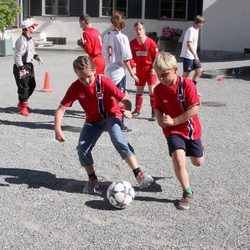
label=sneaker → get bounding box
[19,107,29,116]
[122,126,132,132]
[177,192,193,210]
[132,110,141,117]
[83,177,100,194]
[136,172,154,189]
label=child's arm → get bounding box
[120,96,132,119]
[54,105,66,142]
[172,105,199,126]
[155,108,167,128]
[156,105,199,127]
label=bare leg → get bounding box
[171,149,190,189]
[183,71,191,78]
[124,155,139,170]
[193,68,203,83]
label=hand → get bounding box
[194,54,200,63]
[162,114,174,127]
[77,39,84,48]
[36,56,43,66]
[122,110,132,119]
[55,130,65,142]
[131,74,139,83]
[19,69,29,79]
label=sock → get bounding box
[149,94,155,111]
[88,172,97,180]
[183,187,192,194]
[193,80,197,85]
[135,94,143,112]
[133,168,142,177]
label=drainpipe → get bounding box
[142,0,145,19]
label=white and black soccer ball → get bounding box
[107,181,135,209]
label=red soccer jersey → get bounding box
[60,76,125,122]
[154,76,202,140]
[130,37,159,67]
[82,27,103,58]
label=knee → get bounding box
[191,157,204,167]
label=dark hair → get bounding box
[110,10,125,30]
[79,13,91,24]
[73,56,96,72]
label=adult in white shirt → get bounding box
[180,15,205,87]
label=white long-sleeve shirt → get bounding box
[14,33,37,68]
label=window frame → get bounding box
[100,0,128,18]
[42,0,70,16]
[159,0,188,20]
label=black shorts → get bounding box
[183,58,202,73]
[167,134,203,157]
[116,75,126,93]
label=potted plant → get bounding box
[0,0,21,56]
[159,26,183,52]
[160,26,183,42]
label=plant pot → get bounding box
[0,38,13,56]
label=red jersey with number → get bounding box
[154,76,202,140]
[130,37,159,67]
[60,76,125,122]
[82,27,103,58]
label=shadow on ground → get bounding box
[0,107,85,119]
[0,119,81,132]
[0,168,83,193]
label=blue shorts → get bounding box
[116,75,126,93]
[77,116,134,166]
[182,58,202,73]
[166,134,203,157]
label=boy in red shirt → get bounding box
[153,52,204,210]
[78,14,105,75]
[130,21,159,120]
[54,56,153,194]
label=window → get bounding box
[44,0,69,16]
[101,0,128,17]
[160,0,187,20]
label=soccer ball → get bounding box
[107,181,135,209]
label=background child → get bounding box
[54,56,153,194]
[130,21,159,120]
[153,52,204,210]
[102,10,138,132]
[78,13,105,75]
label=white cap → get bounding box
[22,19,38,29]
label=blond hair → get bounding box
[153,52,177,71]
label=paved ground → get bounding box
[0,50,249,249]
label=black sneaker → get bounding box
[122,126,132,132]
[177,192,193,210]
[132,110,141,117]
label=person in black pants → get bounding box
[13,19,43,116]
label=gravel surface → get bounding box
[0,51,249,249]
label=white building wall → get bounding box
[202,0,250,53]
[33,16,191,45]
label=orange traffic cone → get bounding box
[42,71,52,92]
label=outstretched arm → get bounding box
[54,105,66,142]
